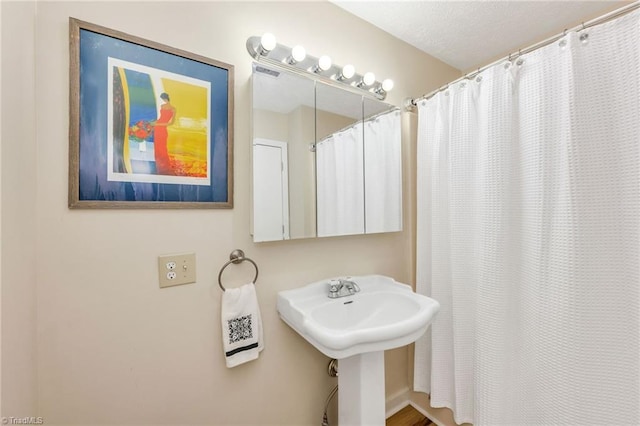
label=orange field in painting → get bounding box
[167,128,207,177]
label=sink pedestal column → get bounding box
[338,351,386,425]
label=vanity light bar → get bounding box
[246,34,392,100]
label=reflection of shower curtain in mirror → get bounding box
[364,110,402,233]
[316,123,364,237]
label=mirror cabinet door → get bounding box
[251,63,316,242]
[315,82,364,238]
[363,99,403,234]
[251,62,403,242]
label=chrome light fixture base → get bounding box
[246,35,389,100]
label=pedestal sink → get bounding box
[277,275,440,425]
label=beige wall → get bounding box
[253,109,289,142]
[0,2,3,416]
[1,1,459,424]
[1,0,38,417]
[316,109,358,141]
[287,106,315,239]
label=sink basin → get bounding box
[277,275,440,359]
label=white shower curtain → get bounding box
[415,10,639,426]
[364,109,402,233]
[316,123,365,237]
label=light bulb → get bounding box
[363,72,376,86]
[260,32,277,52]
[382,79,394,92]
[342,64,355,79]
[334,64,355,81]
[291,45,306,62]
[318,55,332,71]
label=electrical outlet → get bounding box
[158,253,196,288]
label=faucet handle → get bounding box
[328,279,341,292]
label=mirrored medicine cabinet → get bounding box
[251,62,402,242]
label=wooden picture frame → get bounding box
[69,18,234,208]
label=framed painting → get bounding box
[69,18,234,208]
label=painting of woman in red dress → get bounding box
[151,92,176,175]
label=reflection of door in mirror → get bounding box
[315,83,365,237]
[251,63,316,241]
[253,139,289,241]
[363,99,402,234]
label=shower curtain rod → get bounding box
[405,1,640,109]
[314,107,401,146]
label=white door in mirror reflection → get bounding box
[316,124,365,237]
[253,139,289,242]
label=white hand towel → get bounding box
[221,283,264,368]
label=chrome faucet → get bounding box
[328,277,360,298]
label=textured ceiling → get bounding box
[330,1,629,71]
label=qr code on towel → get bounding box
[228,314,253,343]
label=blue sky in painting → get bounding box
[124,68,157,133]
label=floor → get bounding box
[386,405,436,426]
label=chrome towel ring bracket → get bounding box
[218,249,259,291]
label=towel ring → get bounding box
[218,249,259,291]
